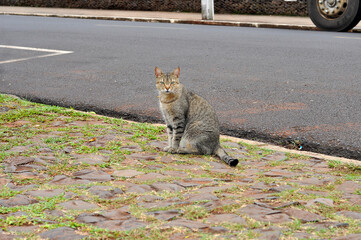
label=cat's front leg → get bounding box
[169,119,185,153]
[164,125,175,152]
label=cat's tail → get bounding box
[214,146,239,167]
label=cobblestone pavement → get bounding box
[0,94,360,239]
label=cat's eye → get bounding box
[171,81,175,84]
[160,81,164,84]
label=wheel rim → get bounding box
[317,0,348,19]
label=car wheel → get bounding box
[308,0,361,31]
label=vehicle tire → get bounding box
[308,0,361,31]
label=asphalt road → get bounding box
[1,15,360,159]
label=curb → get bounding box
[221,135,361,166]
[2,11,361,32]
[1,11,317,31]
[148,123,361,166]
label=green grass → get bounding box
[0,186,22,199]
[181,205,209,220]
[238,142,275,159]
[328,160,361,172]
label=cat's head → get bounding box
[155,67,180,94]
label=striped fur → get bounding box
[155,67,238,167]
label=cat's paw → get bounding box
[175,148,188,154]
[163,146,171,152]
[169,147,179,154]
[164,146,177,153]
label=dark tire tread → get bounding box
[308,0,361,32]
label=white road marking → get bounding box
[96,24,187,30]
[334,36,361,40]
[0,45,73,64]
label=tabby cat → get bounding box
[155,67,238,167]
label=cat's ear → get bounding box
[155,67,163,78]
[172,67,180,78]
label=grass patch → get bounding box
[238,142,275,160]
[0,186,22,199]
[181,205,209,220]
[328,160,361,172]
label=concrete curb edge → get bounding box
[221,135,361,166]
[2,11,361,32]
[1,11,318,31]
[148,123,361,166]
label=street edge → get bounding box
[148,123,361,166]
[2,11,361,32]
[4,93,361,166]
[0,11,318,31]
[221,135,361,166]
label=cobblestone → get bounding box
[0,95,360,239]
